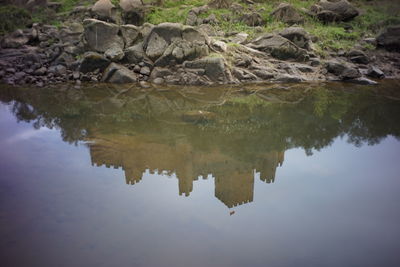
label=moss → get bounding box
[0,5,32,35]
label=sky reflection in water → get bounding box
[0,82,400,267]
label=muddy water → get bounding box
[0,81,400,267]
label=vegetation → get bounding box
[0,5,31,35]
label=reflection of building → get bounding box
[89,133,284,208]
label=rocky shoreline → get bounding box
[0,0,399,88]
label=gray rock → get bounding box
[377,25,400,52]
[347,50,369,64]
[124,42,147,64]
[275,74,302,83]
[83,19,124,53]
[48,65,67,76]
[279,27,312,50]
[183,56,228,82]
[230,32,248,44]
[149,67,173,80]
[102,63,138,83]
[105,46,125,61]
[120,24,141,47]
[154,40,209,67]
[120,0,145,25]
[34,67,47,76]
[79,52,111,73]
[252,69,275,80]
[311,0,359,23]
[91,0,119,22]
[144,23,183,61]
[1,29,29,48]
[326,60,361,79]
[212,40,227,52]
[152,77,165,84]
[271,3,304,25]
[248,34,308,61]
[240,12,264,27]
[140,66,151,76]
[367,66,385,79]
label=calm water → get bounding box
[0,81,400,267]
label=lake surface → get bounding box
[0,81,400,267]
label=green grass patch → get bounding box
[0,5,32,35]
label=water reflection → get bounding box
[1,81,399,208]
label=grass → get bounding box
[0,5,32,35]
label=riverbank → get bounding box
[0,0,399,87]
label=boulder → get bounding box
[144,23,183,61]
[325,59,361,79]
[1,30,29,49]
[271,3,304,25]
[248,34,308,61]
[79,52,111,73]
[120,25,141,47]
[144,23,208,62]
[377,25,400,52]
[230,32,249,44]
[279,27,311,50]
[102,63,138,83]
[105,46,125,61]
[347,49,369,64]
[212,40,227,52]
[311,0,359,23]
[124,42,147,64]
[83,19,124,53]
[275,74,303,83]
[92,0,116,22]
[183,56,229,82]
[240,12,264,27]
[120,0,145,25]
[367,66,385,79]
[155,40,209,67]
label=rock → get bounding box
[139,80,151,88]
[295,64,314,73]
[144,23,208,62]
[120,25,141,47]
[34,67,47,76]
[203,14,218,24]
[92,0,116,22]
[275,74,302,83]
[140,66,151,76]
[240,12,264,26]
[102,63,138,83]
[212,40,227,52]
[120,0,145,25]
[311,0,359,23]
[279,27,312,50]
[183,56,229,82]
[248,34,308,61]
[79,52,111,73]
[271,3,304,25]
[124,42,147,64]
[345,77,378,85]
[367,66,385,79]
[83,19,124,53]
[152,77,164,84]
[1,29,29,48]
[230,32,248,44]
[232,68,258,81]
[144,23,183,61]
[377,25,400,52]
[252,69,275,80]
[182,110,216,123]
[347,50,369,64]
[186,11,198,26]
[149,67,173,80]
[48,65,67,76]
[155,40,209,67]
[73,71,80,79]
[325,60,361,79]
[105,46,125,61]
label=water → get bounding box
[0,81,400,267]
